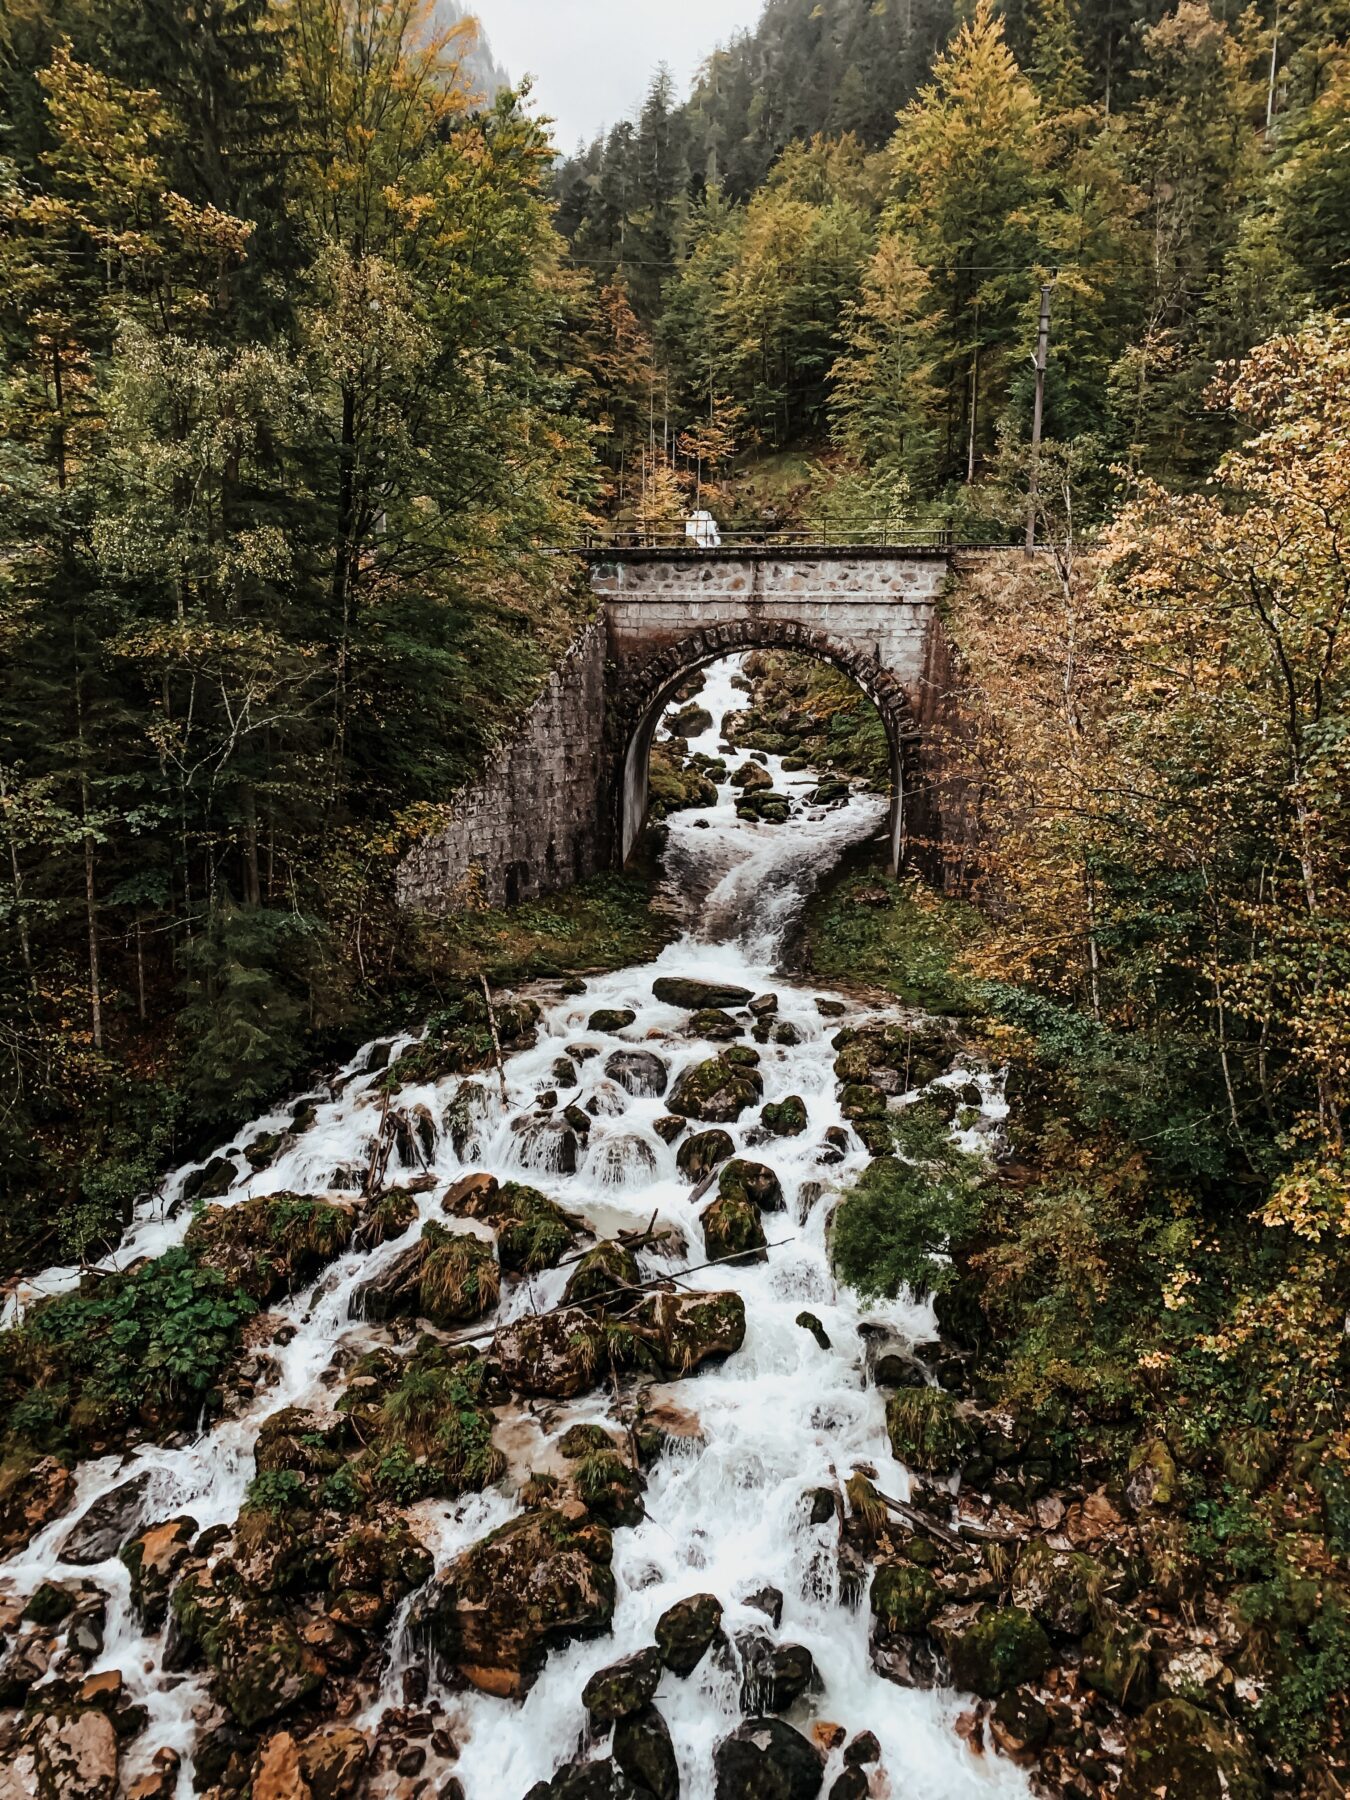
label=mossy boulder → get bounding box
[212,1607,325,1729]
[605,1050,669,1098]
[254,1406,348,1478]
[831,1022,952,1088]
[413,1508,615,1697]
[656,1592,723,1676]
[384,992,540,1088]
[589,1009,637,1033]
[582,1646,663,1724]
[1082,1604,1155,1711]
[1125,1438,1179,1513]
[760,1096,808,1137]
[701,1194,768,1266]
[615,1706,679,1800]
[885,1388,974,1475]
[564,1242,641,1307]
[354,1187,420,1250]
[669,1053,764,1123]
[352,1222,499,1328]
[653,977,753,1011]
[870,1563,940,1635]
[689,1008,744,1040]
[730,760,773,792]
[933,1603,1052,1699]
[1117,1701,1265,1800]
[713,1718,824,1800]
[717,1159,784,1212]
[677,1129,735,1180]
[120,1516,197,1629]
[186,1194,354,1304]
[839,1083,886,1122]
[1010,1541,1101,1640]
[443,1172,580,1272]
[569,1449,645,1528]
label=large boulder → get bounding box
[701,1195,768,1266]
[493,1290,744,1400]
[349,1223,498,1327]
[884,1389,973,1476]
[605,1051,669,1098]
[736,1637,820,1713]
[60,1474,153,1566]
[443,1176,581,1274]
[870,1563,940,1636]
[718,1160,784,1212]
[760,1098,807,1138]
[582,1647,663,1725]
[614,1707,679,1800]
[185,1194,354,1304]
[668,1052,763,1123]
[653,979,753,1011]
[33,1708,119,1800]
[414,1508,615,1697]
[656,1594,723,1677]
[120,1516,197,1629]
[0,1454,74,1556]
[1010,1541,1101,1640]
[565,1242,641,1308]
[932,1604,1051,1700]
[1117,1701,1265,1800]
[677,1130,735,1181]
[713,1719,824,1800]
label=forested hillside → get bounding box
[558,0,1350,524]
[0,0,596,1266]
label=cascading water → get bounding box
[2,656,1031,1800]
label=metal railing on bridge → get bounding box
[577,516,962,554]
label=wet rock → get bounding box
[33,1707,119,1800]
[701,1194,768,1266]
[760,1097,807,1137]
[192,1702,259,1790]
[884,1388,973,1475]
[717,1160,784,1212]
[669,1053,764,1123]
[605,1050,669,1098]
[742,1587,784,1627]
[653,978,753,1011]
[492,1307,607,1399]
[582,1647,663,1724]
[254,1406,348,1477]
[1155,1645,1234,1706]
[749,994,778,1018]
[349,1222,498,1327]
[414,1509,615,1697]
[1117,1700,1264,1800]
[124,1748,181,1800]
[827,1773,867,1800]
[654,1116,685,1145]
[805,1489,836,1526]
[871,1633,941,1689]
[872,1353,924,1390]
[569,1449,646,1529]
[525,1761,641,1800]
[614,1706,678,1800]
[677,1129,735,1180]
[737,1636,820,1713]
[494,1290,743,1400]
[843,1733,880,1768]
[23,1581,74,1627]
[1009,1541,1099,1640]
[688,1008,744,1041]
[818,1127,850,1164]
[186,1194,355,1304]
[444,1176,581,1274]
[730,761,773,793]
[0,1453,74,1555]
[58,1473,153,1566]
[298,1730,370,1800]
[120,1516,197,1629]
[870,1562,940,1635]
[565,1241,641,1307]
[656,1593,723,1677]
[713,1718,824,1799]
[182,1155,237,1203]
[932,1603,1051,1699]
[213,1610,324,1729]
[590,1009,637,1033]
[989,1688,1050,1758]
[795,1312,830,1352]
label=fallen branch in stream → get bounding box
[437,1237,798,1351]
[865,1482,967,1550]
[479,975,511,1110]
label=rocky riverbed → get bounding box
[0,658,1270,1800]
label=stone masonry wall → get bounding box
[395,616,611,913]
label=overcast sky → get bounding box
[472,0,769,152]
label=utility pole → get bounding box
[1025,280,1054,554]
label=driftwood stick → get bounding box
[479,974,510,1110]
[868,1483,966,1549]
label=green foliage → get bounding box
[246,1469,307,1516]
[2,1248,254,1452]
[803,863,982,1015]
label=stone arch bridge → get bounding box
[397,548,961,912]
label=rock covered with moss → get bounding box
[186,1194,355,1305]
[669,1049,764,1122]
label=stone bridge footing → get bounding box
[396,552,959,914]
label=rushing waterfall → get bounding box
[2,656,1030,1800]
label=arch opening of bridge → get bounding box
[395,547,954,916]
[618,627,913,876]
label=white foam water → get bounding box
[1,655,1028,1800]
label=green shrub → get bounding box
[831,1152,980,1300]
